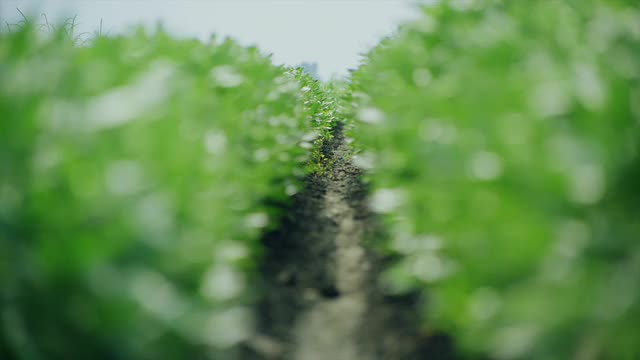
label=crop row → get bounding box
[349,1,640,359]
[0,24,337,359]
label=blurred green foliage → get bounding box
[3,2,640,359]
[0,24,335,359]
[349,0,640,359]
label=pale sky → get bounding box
[0,0,424,79]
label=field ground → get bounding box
[241,124,456,360]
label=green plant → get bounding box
[350,1,640,359]
[0,23,332,359]
[294,69,344,174]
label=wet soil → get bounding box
[241,124,457,360]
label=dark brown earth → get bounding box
[240,124,458,360]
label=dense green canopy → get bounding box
[2,1,640,358]
[349,1,640,358]
[0,24,337,359]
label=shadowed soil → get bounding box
[241,124,457,360]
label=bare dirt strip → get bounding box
[241,124,458,360]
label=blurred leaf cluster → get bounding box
[349,0,640,359]
[0,24,333,359]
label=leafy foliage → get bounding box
[296,72,346,174]
[0,24,331,359]
[349,1,640,359]
[4,2,640,359]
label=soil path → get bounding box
[242,124,456,360]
